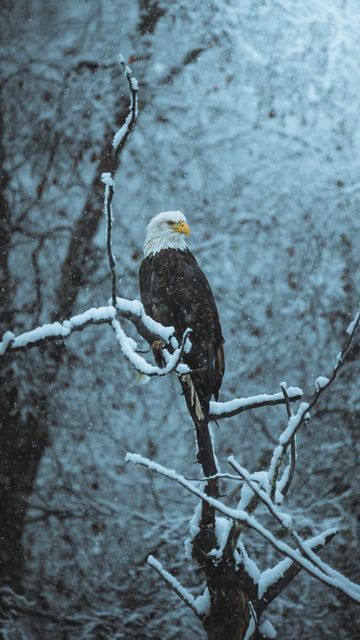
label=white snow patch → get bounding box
[0,331,15,355]
[259,619,277,638]
[258,557,292,598]
[194,587,211,616]
[100,172,114,187]
[147,555,196,611]
[209,517,232,560]
[279,403,309,445]
[116,296,174,342]
[184,502,201,560]
[346,310,359,335]
[315,376,330,390]
[237,540,261,583]
[243,617,256,640]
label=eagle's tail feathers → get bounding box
[183,374,205,421]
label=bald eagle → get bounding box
[139,211,225,419]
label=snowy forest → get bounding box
[1,1,359,638]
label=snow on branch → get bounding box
[209,386,303,420]
[147,555,206,619]
[126,453,360,604]
[276,383,297,498]
[258,529,339,611]
[101,172,117,307]
[306,304,360,411]
[267,307,360,502]
[100,56,139,307]
[112,55,138,156]
[0,307,117,355]
[115,296,175,344]
[228,456,348,590]
[0,297,181,359]
[268,401,308,502]
[111,319,190,377]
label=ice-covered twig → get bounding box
[112,55,138,156]
[126,453,360,604]
[209,387,303,420]
[112,319,190,376]
[147,555,205,619]
[0,306,117,355]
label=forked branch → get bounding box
[125,452,360,604]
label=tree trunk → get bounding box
[179,379,254,640]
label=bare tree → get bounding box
[1,59,359,639]
[127,311,359,639]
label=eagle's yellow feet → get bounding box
[151,339,165,351]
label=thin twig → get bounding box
[269,383,296,500]
[268,308,360,501]
[100,56,139,307]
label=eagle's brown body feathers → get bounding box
[139,248,224,414]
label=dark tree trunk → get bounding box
[0,369,48,591]
[180,379,254,640]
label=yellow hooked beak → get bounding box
[174,220,190,236]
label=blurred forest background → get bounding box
[0,0,359,638]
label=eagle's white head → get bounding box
[144,210,190,257]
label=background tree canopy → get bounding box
[1,1,359,638]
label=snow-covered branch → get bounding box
[209,386,303,420]
[101,172,117,307]
[277,384,297,498]
[266,309,359,502]
[228,456,346,589]
[147,555,206,619]
[126,453,360,605]
[101,56,139,307]
[111,318,190,377]
[0,297,179,358]
[306,305,360,413]
[0,307,117,356]
[115,296,175,345]
[112,55,138,156]
[257,529,339,613]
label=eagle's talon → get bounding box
[151,339,165,351]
